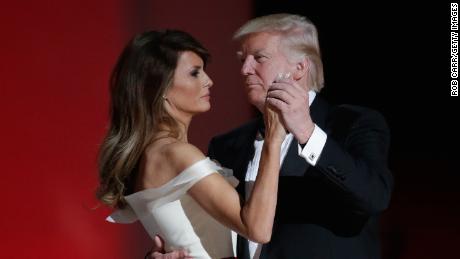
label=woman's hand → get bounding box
[263,101,286,145]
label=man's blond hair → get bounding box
[234,13,324,92]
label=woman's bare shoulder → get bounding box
[162,141,206,173]
[140,140,206,189]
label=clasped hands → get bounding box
[265,73,314,144]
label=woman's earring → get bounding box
[162,95,168,100]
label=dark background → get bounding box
[0,1,457,258]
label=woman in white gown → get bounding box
[96,30,285,259]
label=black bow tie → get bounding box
[257,118,265,139]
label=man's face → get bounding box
[237,32,294,111]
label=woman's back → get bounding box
[108,139,236,258]
[136,138,190,190]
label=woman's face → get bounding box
[165,51,213,119]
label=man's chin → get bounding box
[247,94,264,111]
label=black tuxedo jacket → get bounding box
[208,96,393,259]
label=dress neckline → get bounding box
[125,157,214,198]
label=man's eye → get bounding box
[255,55,266,62]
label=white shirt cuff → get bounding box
[298,124,327,166]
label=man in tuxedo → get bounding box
[152,13,393,259]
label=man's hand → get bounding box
[146,235,191,259]
[266,78,315,144]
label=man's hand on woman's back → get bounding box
[146,235,191,259]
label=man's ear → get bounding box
[293,57,309,81]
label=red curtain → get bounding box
[0,1,252,258]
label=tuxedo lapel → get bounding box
[229,119,260,259]
[280,137,309,176]
[231,117,260,198]
[310,95,329,130]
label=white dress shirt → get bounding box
[242,91,328,259]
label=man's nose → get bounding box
[241,56,255,75]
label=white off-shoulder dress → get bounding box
[107,157,238,259]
